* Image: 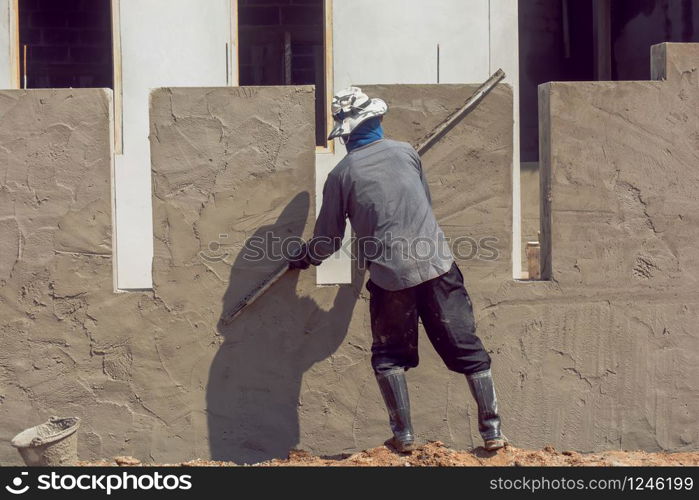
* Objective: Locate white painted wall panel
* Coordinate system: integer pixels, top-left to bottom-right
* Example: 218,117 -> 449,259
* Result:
333,0 -> 490,89
315,151 -> 352,285
489,0 -> 521,278
0,0 -> 12,89
115,0 -> 232,289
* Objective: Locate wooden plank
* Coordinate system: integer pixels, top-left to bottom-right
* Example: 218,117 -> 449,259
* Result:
526,241 -> 541,280
111,0 -> 123,154
22,43 -> 26,89
414,69 -> 506,156
283,31 -> 291,85
230,0 -> 239,86
593,0 -> 612,80
316,0 -> 334,152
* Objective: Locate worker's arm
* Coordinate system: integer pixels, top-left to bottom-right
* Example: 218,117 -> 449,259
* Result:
289,173 -> 347,269
412,148 -> 432,205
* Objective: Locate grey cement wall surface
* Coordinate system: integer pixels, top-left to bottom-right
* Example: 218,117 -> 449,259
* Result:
1,44 -> 697,463
147,84 -> 515,463
148,85 -> 357,462
0,88 -> 147,464
528,42 -> 698,451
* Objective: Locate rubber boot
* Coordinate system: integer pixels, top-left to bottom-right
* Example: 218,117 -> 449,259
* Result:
466,368 -> 506,451
376,368 -> 415,453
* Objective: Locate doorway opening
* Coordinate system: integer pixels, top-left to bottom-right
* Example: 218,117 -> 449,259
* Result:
237,0 -> 329,147
18,0 -> 113,89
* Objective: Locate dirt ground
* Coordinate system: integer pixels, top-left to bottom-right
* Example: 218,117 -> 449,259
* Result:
81,442 -> 699,467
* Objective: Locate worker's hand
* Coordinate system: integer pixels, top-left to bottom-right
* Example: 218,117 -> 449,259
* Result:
288,258 -> 311,271
287,244 -> 312,270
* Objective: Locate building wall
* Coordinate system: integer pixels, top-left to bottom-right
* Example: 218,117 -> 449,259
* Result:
0,83 -> 514,464
0,1 -> 520,287
1,43 -> 698,464
0,88 -> 127,463
530,43 -> 699,450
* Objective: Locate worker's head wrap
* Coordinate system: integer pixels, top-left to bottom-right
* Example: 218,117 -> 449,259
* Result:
345,116 -> 384,152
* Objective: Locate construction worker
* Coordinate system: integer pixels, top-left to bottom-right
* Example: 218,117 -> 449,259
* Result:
288,87 -> 505,452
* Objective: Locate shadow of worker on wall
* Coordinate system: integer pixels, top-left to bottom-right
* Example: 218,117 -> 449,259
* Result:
207,191 -> 363,463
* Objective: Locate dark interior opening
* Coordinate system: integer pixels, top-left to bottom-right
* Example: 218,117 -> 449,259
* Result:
519,0 -> 699,279
519,0 -> 699,163
18,0 -> 113,89
518,0 -> 595,164
611,0 -> 697,80
238,0 -> 326,146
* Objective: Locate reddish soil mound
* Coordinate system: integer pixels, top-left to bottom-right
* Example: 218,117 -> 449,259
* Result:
259,442 -> 699,467
80,442 -> 699,467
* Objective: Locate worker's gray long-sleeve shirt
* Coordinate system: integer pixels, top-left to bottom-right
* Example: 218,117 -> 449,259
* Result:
309,139 -> 453,291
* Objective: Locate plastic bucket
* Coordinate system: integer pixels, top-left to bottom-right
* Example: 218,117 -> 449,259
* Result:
11,416 -> 80,466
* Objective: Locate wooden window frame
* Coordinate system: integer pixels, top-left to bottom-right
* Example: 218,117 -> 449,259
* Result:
111,0 -> 123,154
318,0 -> 334,153
231,0 -> 334,153
10,0 -> 123,153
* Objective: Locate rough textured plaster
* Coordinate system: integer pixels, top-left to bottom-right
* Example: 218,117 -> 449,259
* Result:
525,42 -> 699,450
148,86 -> 360,462
145,84 -> 513,463
0,89 -> 154,464
2,44 -> 697,463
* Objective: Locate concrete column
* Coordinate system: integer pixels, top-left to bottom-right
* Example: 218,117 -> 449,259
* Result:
489,0 -> 520,279
651,42 -> 699,83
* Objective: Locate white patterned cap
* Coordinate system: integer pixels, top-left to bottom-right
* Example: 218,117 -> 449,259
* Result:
328,86 -> 388,140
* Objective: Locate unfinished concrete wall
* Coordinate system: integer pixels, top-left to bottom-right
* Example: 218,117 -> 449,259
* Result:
0,88 -> 142,463
2,45 -> 696,464
147,84 -> 514,463
516,42 -> 699,451
520,162 -> 540,272
0,88 -> 213,465
148,85 -> 363,462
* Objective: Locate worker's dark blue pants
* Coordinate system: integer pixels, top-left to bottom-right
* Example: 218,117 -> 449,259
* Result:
367,262 -> 491,376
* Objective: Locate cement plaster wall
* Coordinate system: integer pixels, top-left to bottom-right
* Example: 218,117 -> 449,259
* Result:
1,43 -> 697,463
147,84 -> 514,463
3,84 -> 507,465
522,41 -> 699,450
0,88 -> 144,464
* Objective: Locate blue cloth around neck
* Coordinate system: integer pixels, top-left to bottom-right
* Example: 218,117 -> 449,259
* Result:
345,117 -> 384,152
